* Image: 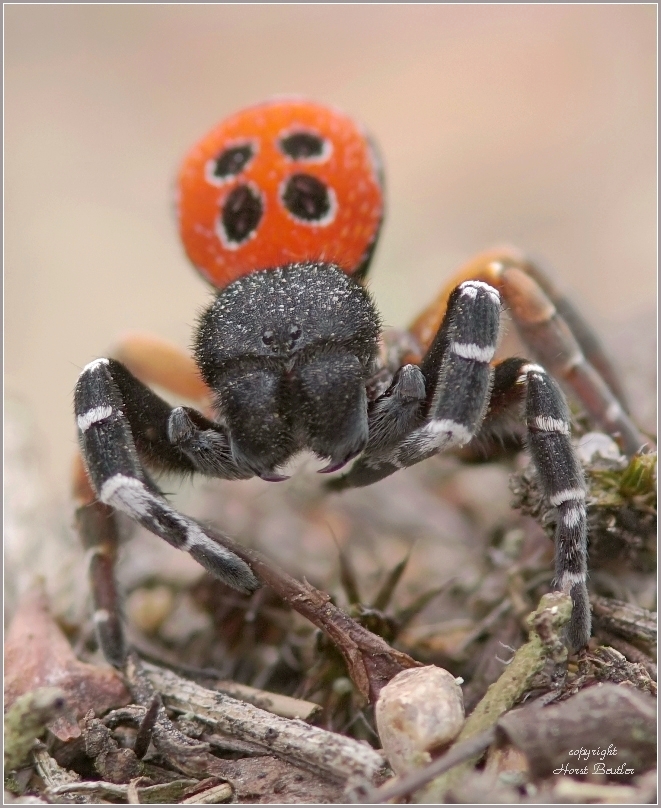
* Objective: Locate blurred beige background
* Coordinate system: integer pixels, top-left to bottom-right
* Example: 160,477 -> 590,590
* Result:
5,5 -> 656,493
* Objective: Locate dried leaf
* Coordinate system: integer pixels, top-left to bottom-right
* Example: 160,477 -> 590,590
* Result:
4,583 -> 130,740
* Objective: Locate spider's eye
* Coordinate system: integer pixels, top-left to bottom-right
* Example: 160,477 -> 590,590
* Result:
221,185 -> 263,245
211,144 -> 254,180
281,174 -> 331,222
262,330 -> 275,346
288,325 -> 302,348
279,132 -> 326,160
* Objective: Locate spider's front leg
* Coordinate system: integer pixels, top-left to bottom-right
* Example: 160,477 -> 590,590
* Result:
408,247 -> 646,456
335,279 -> 501,487
73,353 -> 259,664
337,280 -> 590,650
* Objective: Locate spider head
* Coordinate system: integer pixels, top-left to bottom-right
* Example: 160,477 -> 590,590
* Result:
194,262 -> 381,479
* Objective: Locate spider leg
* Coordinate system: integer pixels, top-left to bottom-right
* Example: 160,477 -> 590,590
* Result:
333,280 -> 500,488
519,259 -> 629,410
75,358 -> 257,582
73,455 -> 126,666
88,336 -> 250,478
335,287 -> 591,648
461,356 -> 529,458
518,361 -> 590,651
407,247 -> 646,456
467,356 -> 590,648
166,405 -> 253,479
74,356 -> 259,664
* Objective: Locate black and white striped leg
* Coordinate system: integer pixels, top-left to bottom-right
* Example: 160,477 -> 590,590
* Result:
465,357 -> 590,647
397,280 -> 501,463
74,358 -> 259,593
462,357 -> 530,458
521,362 -> 590,650
334,280 -> 501,488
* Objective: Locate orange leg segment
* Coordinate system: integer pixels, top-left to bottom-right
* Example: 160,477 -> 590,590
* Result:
111,332 -> 212,406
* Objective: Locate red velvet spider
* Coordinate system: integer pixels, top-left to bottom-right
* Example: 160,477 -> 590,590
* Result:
73,99 -> 645,666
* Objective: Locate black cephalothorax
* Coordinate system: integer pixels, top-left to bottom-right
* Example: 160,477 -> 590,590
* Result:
193,263 -> 381,477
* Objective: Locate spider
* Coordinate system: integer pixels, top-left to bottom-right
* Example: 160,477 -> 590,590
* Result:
73,98 -> 644,667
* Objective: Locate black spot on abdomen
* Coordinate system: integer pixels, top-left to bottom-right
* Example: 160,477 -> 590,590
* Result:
279,132 -> 326,160
221,185 -> 263,245
211,144 -> 254,180
282,174 -> 332,222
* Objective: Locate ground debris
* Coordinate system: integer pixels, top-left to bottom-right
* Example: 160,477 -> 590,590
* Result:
496,683 -> 656,781
4,583 -> 130,742
590,594 -> 656,649
182,757 -> 341,804
409,591 -> 573,802
4,688 -> 67,772
5,379 -> 656,804
584,645 -> 656,694
81,711 -> 141,784
375,665 -> 465,775
143,660 -> 387,785
199,524 -> 423,704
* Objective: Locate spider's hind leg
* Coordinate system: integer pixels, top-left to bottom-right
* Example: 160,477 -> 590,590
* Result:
73,455 -> 126,667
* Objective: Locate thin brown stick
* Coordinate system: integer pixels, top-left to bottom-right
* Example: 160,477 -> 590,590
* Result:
202,523 -> 420,702
599,632 -> 657,681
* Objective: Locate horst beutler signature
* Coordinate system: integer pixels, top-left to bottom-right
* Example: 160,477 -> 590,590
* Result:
554,746 -> 635,776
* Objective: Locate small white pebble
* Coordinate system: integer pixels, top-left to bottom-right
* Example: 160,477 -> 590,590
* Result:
550,606 -> 558,615
375,665 -> 465,776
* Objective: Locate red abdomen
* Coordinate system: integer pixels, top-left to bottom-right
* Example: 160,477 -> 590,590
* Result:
177,99 -> 384,289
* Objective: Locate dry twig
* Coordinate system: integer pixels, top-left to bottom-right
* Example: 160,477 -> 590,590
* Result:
143,660 -> 387,785
202,525 -> 421,702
